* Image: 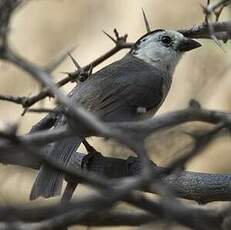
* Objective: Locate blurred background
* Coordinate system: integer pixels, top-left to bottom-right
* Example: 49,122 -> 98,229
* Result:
0,0 -> 230,229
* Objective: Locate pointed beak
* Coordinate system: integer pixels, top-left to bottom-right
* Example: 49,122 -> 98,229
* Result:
177,38 -> 201,52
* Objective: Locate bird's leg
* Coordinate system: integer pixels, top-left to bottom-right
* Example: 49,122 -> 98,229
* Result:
82,139 -> 102,168
62,165 -> 79,202
61,181 -> 78,203
83,139 -> 101,154
61,139 -> 100,203
61,172 -> 79,228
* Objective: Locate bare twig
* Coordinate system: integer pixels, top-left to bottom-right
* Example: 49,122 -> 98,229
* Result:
0,0 -> 21,49
142,8 -> 151,32
206,0 -> 231,14
0,94 -> 28,106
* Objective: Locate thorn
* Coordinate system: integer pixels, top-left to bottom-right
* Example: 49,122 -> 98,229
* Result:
103,30 -> 116,43
68,53 -> 81,70
113,28 -> 120,40
21,108 -> 28,116
87,64 -> 93,77
214,7 -> 223,21
60,71 -> 71,75
142,8 -> 151,32
189,99 -> 201,109
211,34 -> 225,52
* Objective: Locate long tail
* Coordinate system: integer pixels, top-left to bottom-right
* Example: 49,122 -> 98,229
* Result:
30,136 -> 82,200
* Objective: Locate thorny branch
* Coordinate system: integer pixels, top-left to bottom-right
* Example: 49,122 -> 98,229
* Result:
0,21 -> 231,109
0,0 -> 231,229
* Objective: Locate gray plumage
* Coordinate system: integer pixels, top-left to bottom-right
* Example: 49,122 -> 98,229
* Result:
30,54 -> 169,200
30,29 -> 201,199
71,53 -> 170,120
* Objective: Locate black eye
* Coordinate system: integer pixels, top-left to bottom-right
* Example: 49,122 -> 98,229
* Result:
161,36 -> 172,45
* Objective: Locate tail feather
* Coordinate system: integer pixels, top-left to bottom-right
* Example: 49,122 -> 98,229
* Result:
30,136 -> 82,200
30,165 -> 63,199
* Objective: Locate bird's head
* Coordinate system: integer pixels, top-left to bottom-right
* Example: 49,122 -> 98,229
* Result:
131,29 -> 201,74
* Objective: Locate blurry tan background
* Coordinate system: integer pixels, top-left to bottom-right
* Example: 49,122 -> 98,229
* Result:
0,0 -> 230,229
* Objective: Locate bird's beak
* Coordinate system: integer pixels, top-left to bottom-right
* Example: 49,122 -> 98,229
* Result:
177,38 -> 201,52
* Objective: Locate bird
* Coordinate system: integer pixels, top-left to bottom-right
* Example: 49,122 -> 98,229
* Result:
29,29 -> 201,200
